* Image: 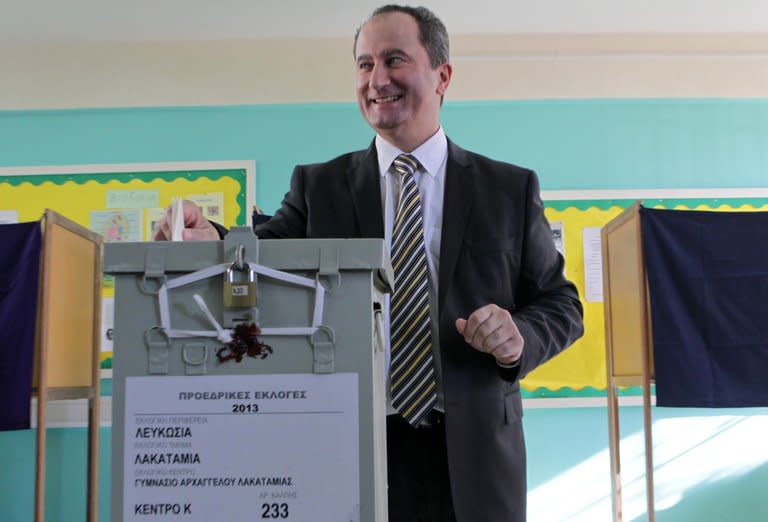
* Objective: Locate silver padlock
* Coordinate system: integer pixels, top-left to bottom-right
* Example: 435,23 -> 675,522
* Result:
223,263 -> 256,308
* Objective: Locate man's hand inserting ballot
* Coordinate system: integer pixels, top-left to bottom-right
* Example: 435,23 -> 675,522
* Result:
152,199 -> 219,241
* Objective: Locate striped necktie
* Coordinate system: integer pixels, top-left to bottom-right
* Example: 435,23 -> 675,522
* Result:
389,153 -> 437,426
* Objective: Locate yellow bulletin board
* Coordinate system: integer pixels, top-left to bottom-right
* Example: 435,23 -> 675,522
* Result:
521,192 -> 768,397
0,161 -> 255,370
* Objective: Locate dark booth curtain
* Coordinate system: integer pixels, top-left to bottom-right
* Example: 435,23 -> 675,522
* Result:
0,221 -> 41,430
641,207 -> 768,407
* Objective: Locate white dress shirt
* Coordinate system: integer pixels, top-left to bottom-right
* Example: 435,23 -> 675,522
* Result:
376,127 -> 448,414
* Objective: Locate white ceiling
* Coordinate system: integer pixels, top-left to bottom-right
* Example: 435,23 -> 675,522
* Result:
2,0 -> 768,44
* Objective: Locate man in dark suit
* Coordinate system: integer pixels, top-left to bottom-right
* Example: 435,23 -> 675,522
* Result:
155,5 -> 583,521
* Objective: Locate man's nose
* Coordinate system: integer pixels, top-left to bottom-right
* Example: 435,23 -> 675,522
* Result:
369,63 -> 390,89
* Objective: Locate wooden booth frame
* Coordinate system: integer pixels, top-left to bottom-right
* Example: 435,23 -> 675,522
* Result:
601,201 -> 656,522
32,209 -> 103,522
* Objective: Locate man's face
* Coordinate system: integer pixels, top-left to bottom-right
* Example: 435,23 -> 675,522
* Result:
354,12 -> 451,151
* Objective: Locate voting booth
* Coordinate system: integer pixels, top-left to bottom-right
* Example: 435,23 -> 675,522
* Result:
0,210 -> 103,522
602,202 -> 768,521
105,229 -> 391,522
601,202 -> 655,522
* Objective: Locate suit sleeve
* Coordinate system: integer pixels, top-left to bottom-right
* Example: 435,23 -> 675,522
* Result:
502,171 -> 584,381
209,166 -> 309,240
253,166 -> 310,239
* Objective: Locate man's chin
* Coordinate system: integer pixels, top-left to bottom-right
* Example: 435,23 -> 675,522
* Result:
364,113 -> 401,132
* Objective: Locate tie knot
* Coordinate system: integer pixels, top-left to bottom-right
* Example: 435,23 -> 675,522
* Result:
393,154 -> 418,177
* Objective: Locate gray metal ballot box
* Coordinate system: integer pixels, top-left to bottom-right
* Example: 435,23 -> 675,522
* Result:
105,230 -> 391,522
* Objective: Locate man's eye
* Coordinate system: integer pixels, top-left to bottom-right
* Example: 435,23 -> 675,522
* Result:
386,56 -> 404,66
358,62 -> 373,71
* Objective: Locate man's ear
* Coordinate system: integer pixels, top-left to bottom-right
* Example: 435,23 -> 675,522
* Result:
436,62 -> 453,96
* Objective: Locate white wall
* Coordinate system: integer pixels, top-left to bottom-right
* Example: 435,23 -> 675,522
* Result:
1,33 -> 768,110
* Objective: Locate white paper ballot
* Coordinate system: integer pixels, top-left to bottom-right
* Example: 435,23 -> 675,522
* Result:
170,197 -> 184,242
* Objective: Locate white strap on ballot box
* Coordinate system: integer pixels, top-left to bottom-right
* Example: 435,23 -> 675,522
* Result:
157,261 -> 326,342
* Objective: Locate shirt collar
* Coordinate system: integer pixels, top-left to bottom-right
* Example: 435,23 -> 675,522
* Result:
375,127 -> 447,178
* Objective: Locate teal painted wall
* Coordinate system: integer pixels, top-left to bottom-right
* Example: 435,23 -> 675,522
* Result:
2,100 -> 768,214
0,428 -> 112,522
1,409 -> 766,521
1,99 -> 767,521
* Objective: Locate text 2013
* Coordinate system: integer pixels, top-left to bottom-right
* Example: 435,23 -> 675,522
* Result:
231,403 -> 259,413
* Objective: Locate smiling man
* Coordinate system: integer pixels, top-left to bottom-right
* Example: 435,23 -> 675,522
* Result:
354,9 -> 450,153
154,5 -> 583,521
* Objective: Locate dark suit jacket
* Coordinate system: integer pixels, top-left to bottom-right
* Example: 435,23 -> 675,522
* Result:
250,139 -> 584,522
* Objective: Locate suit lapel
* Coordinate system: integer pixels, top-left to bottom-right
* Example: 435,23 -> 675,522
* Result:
439,140 -> 473,310
344,138 -> 470,307
345,142 -> 384,238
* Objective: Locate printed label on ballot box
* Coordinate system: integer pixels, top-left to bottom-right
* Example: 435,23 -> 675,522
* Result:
123,373 -> 360,521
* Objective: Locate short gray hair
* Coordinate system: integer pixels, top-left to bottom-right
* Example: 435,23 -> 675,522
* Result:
353,4 -> 450,69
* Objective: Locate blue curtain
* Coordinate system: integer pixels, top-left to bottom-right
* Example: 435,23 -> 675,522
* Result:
641,207 -> 768,407
0,221 -> 41,430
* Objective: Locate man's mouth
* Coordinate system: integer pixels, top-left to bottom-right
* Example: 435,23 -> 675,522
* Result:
370,95 -> 402,104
